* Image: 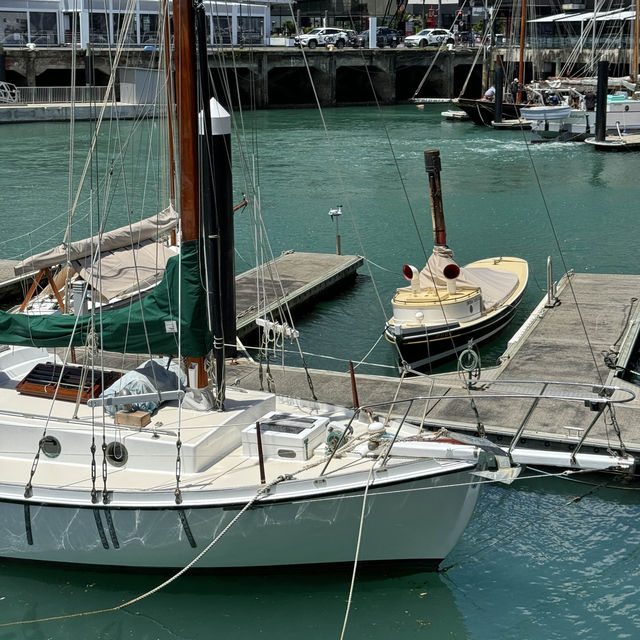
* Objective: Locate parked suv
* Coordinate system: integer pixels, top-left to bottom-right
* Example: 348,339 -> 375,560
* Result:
404,28 -> 455,48
353,27 -> 403,48
294,27 -> 349,49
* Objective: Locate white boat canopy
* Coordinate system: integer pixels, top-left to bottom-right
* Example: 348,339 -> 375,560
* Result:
555,9 -> 622,22
528,13 -> 570,23
418,246 -> 519,311
14,206 -> 178,276
595,9 -> 636,21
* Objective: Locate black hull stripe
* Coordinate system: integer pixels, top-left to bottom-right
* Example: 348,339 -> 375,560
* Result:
0,553 -> 444,575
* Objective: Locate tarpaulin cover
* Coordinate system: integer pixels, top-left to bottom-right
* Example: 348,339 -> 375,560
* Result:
418,246 -> 519,311
0,242 -> 211,357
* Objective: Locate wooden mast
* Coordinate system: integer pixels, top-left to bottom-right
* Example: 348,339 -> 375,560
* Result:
634,0 -> 639,83
518,0 -> 527,92
161,0 -> 176,207
174,0 -> 208,388
174,0 -> 199,244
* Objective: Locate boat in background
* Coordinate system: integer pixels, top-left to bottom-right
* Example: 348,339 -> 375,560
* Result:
385,150 -> 528,371
453,96 -> 521,126
11,208 -> 178,315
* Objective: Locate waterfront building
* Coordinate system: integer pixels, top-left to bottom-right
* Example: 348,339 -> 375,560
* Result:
0,0 -> 283,48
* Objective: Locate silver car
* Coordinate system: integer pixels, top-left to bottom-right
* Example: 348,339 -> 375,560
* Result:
404,28 -> 455,48
294,27 -> 349,49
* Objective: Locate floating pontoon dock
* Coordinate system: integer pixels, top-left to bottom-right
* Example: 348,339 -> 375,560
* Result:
232,270 -> 640,471
0,252 -> 363,329
235,251 -> 362,338
585,134 -> 640,151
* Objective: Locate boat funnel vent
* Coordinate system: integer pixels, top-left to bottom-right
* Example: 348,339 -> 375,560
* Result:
443,263 -> 460,280
72,281 -> 88,316
403,265 -> 420,292
443,263 -> 460,294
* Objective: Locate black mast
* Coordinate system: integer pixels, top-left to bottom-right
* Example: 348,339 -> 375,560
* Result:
195,4 -> 235,410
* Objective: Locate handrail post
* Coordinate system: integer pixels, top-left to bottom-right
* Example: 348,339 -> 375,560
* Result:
256,421 -> 266,485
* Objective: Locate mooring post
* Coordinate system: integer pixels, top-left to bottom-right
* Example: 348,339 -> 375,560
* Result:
595,60 -> 608,142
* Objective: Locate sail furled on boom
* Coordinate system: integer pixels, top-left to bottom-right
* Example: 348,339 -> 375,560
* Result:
0,242 -> 211,357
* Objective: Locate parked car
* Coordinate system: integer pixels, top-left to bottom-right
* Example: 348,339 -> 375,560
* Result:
352,27 -> 403,48
404,28 -> 455,48
294,27 -> 350,49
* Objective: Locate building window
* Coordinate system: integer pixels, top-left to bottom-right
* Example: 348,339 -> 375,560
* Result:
238,16 -> 264,45
140,14 -> 158,44
0,11 -> 28,46
113,12 -> 137,44
30,12 -> 58,45
90,12 -> 110,44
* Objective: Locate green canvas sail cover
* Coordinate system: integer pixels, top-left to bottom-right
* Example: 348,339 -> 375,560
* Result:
0,242 -> 212,357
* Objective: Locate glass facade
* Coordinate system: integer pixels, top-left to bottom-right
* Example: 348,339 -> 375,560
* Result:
1,1 -> 270,48
89,12 -> 110,44
113,12 -> 137,44
238,15 -> 264,44
29,12 -> 58,45
140,13 -> 158,44
0,11 -> 28,45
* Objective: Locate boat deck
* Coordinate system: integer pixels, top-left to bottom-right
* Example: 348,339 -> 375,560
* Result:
231,272 -> 640,460
0,380 -> 377,495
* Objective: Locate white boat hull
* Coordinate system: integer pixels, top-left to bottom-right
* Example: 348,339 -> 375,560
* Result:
0,461 -> 481,569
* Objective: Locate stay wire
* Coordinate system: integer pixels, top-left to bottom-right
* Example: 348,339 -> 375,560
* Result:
518,125 -> 604,385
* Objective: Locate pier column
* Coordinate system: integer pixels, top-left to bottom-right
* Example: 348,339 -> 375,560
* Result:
315,55 -> 336,106
258,53 -> 268,108
377,56 -> 396,104
443,53 -> 454,97
26,50 -> 36,87
555,56 -> 563,77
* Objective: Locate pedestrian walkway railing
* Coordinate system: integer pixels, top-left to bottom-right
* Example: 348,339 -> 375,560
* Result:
7,86 -> 108,105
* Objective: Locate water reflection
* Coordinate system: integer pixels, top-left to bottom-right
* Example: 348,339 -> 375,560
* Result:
0,560 -> 469,639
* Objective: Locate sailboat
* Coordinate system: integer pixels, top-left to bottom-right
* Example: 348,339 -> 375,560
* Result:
385,150 -> 528,371
0,0 -> 505,571
11,208 -> 179,315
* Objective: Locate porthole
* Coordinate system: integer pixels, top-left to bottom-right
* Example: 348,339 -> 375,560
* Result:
277,449 -> 296,459
106,441 -> 128,467
41,436 -> 61,458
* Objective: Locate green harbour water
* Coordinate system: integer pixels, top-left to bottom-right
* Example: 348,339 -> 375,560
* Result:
1,104 -> 640,638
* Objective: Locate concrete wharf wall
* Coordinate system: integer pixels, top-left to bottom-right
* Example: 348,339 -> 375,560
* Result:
4,46 -> 633,109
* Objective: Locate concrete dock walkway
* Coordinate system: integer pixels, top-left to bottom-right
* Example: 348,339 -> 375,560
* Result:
231,271 -> 640,461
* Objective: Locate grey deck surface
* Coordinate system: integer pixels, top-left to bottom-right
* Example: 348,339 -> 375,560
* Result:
232,272 -> 640,455
235,251 -> 362,337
